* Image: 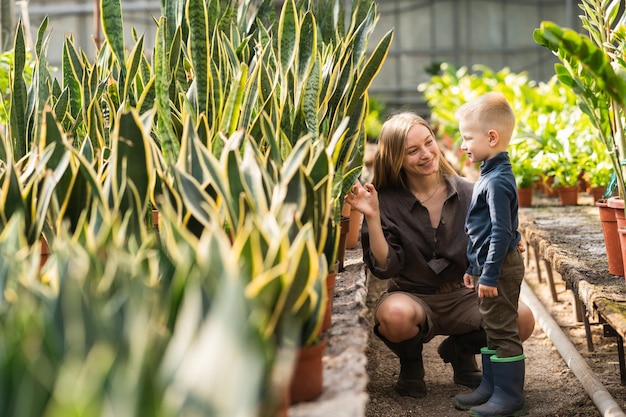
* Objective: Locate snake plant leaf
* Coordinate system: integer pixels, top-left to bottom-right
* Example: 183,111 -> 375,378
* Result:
326,51 -> 353,123
348,2 -> 375,66
278,0 -> 298,75
86,98 -> 106,153
138,49 -> 152,90
100,0 -> 126,79
302,54 -> 321,138
177,109 -> 208,182
346,29 -> 392,117
259,112 -> 282,163
224,140 -> 246,227
123,36 -> 145,102
137,76 -> 156,115
315,0 -> 341,44
207,59 -> 223,137
154,16 -> 181,165
220,63 -> 248,136
188,134 -> 236,228
111,109 -> 153,216
62,38 -> 83,121
50,144 -> 104,232
206,0 -> 221,36
220,31 -> 241,71
295,12 -> 316,107
9,22 -> 27,160
239,63 -> 260,130
187,0 -> 209,116
31,19 -> 53,140
283,224 -> 322,333
0,159 -> 27,229
40,110 -> 74,205
299,273 -> 325,346
34,16 -> 49,57
280,135 -> 312,185
240,143 -> 271,216
240,225 -> 287,337
170,166 -> 217,229
33,151 -> 71,243
162,0 -> 185,38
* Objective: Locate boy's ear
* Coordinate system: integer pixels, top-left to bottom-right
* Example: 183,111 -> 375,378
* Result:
488,129 -> 499,147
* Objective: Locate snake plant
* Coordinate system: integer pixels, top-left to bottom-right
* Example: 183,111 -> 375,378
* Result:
0,1 -> 391,415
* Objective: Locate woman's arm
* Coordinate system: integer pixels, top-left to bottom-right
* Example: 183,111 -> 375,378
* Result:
344,182 -> 389,267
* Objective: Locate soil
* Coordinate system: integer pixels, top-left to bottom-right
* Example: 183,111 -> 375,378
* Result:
364,254 -> 626,416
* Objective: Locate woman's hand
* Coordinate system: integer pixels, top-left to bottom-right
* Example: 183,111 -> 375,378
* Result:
344,182 -> 379,219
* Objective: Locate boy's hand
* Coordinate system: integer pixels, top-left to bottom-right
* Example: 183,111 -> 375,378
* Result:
463,273 -> 474,289
478,283 -> 498,298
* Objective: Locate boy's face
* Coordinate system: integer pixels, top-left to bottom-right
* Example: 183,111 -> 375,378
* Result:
459,118 -> 497,163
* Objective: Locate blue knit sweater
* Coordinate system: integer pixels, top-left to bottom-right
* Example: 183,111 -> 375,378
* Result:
465,152 -> 521,287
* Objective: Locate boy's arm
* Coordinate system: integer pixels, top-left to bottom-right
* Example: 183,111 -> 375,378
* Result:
479,179 -> 517,287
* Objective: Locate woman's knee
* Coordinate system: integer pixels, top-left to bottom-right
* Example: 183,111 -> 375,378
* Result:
375,294 -> 425,340
518,300 -> 535,341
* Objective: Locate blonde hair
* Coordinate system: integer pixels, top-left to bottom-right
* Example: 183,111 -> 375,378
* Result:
372,112 -> 457,189
455,92 -> 515,144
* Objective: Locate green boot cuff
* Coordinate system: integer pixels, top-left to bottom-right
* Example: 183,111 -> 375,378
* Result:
480,347 -> 497,355
491,353 -> 525,363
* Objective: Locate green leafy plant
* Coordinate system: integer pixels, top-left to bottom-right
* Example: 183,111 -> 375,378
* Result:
534,0 -> 626,200
419,63 -> 599,191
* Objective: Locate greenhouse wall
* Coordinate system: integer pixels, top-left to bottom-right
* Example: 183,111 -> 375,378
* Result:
14,0 -> 581,115
369,0 -> 581,114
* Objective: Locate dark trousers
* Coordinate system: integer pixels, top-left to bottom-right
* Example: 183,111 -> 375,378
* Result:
474,248 -> 525,358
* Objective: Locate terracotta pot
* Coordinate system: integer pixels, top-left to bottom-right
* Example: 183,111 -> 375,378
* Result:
321,268 -> 337,332
617,227 -> 626,283
346,207 -> 363,249
289,338 -> 327,404
152,209 -> 160,232
517,187 -> 533,207
557,185 -> 578,206
337,216 -> 350,272
590,186 -> 607,202
597,200 -> 624,276
39,236 -> 50,269
608,197 -> 626,229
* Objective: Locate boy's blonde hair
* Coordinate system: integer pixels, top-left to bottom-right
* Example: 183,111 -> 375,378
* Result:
455,92 -> 515,144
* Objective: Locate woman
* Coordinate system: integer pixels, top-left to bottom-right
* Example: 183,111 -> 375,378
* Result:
344,112 -> 534,398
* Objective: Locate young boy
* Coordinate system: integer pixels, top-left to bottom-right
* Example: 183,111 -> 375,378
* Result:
453,92 -> 527,417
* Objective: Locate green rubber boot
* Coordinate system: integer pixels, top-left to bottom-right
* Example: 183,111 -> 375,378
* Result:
469,354 -> 527,417
453,347 -> 496,410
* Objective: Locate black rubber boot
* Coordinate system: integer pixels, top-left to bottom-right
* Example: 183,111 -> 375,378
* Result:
438,332 -> 484,388
469,354 -> 527,417
453,347 -> 496,410
374,324 -> 426,397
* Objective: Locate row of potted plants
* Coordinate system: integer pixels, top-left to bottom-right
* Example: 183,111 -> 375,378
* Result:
0,0 -> 391,415
533,0 -> 626,278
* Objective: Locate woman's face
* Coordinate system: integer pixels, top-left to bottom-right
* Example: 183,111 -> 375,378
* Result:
401,124 -> 440,177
